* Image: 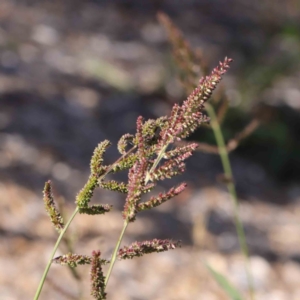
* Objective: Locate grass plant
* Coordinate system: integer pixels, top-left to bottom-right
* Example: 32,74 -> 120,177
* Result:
34,14 -> 259,300
158,12 -> 258,300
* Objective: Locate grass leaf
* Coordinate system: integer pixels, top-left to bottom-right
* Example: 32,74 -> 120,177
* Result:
206,263 -> 245,300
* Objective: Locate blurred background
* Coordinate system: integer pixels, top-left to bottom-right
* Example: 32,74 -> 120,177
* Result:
0,0 -> 300,299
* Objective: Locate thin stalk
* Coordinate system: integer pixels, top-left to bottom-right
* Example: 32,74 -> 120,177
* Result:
34,207 -> 79,300
205,103 -> 255,300
145,144 -> 168,183
104,220 -> 128,286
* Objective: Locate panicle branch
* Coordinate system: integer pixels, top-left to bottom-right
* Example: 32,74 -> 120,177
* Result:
99,180 -> 128,193
110,152 -> 138,173
53,252 -> 110,268
137,183 -> 187,211
117,133 -> 134,155
76,141 -> 112,214
90,251 -> 107,300
122,158 -> 148,222
43,181 -> 64,232
155,57 -> 232,151
118,239 -> 181,260
90,140 -> 111,176
158,12 -> 201,90
53,253 -> 93,267
79,204 -> 112,215
163,142 -> 198,159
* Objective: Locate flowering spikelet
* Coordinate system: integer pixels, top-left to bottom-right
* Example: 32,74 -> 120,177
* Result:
90,140 -> 111,176
76,176 -> 98,208
79,204 -> 112,215
141,117 -> 167,146
150,161 -> 186,181
53,253 -> 92,267
117,133 -> 134,154
118,239 -> 181,260
164,142 -> 198,159
76,141 -> 112,211
149,146 -> 196,182
158,12 -> 201,91
154,57 -> 232,153
122,158 -> 148,222
111,152 -> 138,173
136,116 -> 146,158
53,252 -> 110,268
187,57 -> 232,106
90,251 -> 106,300
142,182 -> 155,193
99,180 -> 128,193
137,183 -> 187,211
43,181 -> 64,232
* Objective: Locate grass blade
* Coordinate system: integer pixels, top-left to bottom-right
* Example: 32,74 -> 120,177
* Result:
206,263 -> 245,300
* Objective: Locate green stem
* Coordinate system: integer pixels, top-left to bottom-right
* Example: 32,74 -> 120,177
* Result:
105,220 -> 129,286
205,103 -> 254,300
33,207 -> 79,300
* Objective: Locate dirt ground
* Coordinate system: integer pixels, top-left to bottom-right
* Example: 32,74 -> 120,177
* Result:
1,1 -> 300,299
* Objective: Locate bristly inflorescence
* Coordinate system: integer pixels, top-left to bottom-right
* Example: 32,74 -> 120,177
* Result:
118,239 -> 181,260
122,158 -> 148,222
118,239 -> 181,259
137,183 -> 187,211
90,251 -> 107,300
157,57 -> 232,147
53,252 -> 109,268
117,133 -> 134,155
75,140 -> 112,215
158,12 -> 202,90
47,54 -> 232,300
53,252 -> 92,267
90,140 -> 111,176
43,181 -> 64,232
